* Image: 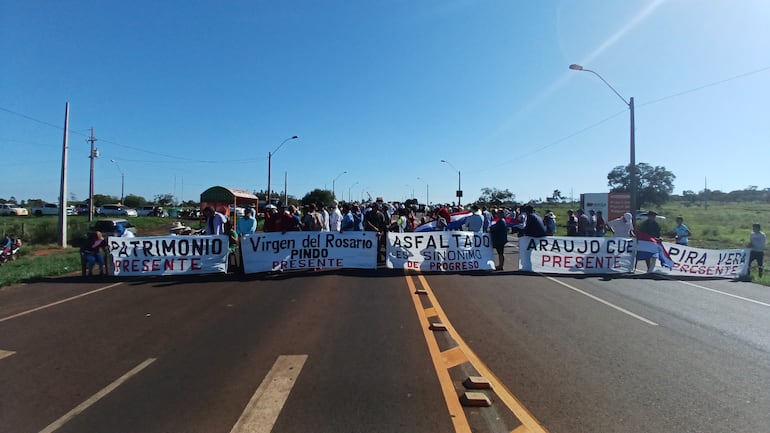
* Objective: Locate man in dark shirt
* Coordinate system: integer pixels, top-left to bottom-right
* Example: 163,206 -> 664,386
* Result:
523,205 -> 547,238
638,211 -> 661,238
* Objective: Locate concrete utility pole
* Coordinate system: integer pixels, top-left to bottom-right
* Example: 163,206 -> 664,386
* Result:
59,102 -> 70,248
88,128 -> 98,222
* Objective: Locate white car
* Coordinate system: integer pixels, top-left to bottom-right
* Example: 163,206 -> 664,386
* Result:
97,204 -> 138,217
0,204 -> 29,216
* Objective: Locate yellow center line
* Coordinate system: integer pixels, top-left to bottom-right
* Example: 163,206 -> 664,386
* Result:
413,274 -> 550,433
404,274 -> 472,433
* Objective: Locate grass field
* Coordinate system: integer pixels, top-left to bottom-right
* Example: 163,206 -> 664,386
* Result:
1,200 -> 767,287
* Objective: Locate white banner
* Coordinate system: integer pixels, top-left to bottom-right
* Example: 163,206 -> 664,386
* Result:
108,235 -> 229,276
659,242 -> 749,278
387,232 -> 495,272
241,231 -> 377,273
519,236 -> 636,274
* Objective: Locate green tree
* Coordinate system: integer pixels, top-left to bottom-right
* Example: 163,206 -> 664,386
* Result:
122,194 -> 147,208
607,163 -> 675,208
154,194 -> 175,207
477,188 -> 515,207
91,194 -> 119,207
301,189 -> 334,207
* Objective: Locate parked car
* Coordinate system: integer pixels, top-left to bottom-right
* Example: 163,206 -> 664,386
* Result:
31,203 -> 76,216
91,218 -> 137,238
0,204 -> 29,216
636,211 -> 666,220
97,204 -> 138,217
75,204 -> 91,215
137,206 -> 168,217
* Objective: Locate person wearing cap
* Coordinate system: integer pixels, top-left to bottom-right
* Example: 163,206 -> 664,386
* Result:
543,210 -> 556,236
116,223 -> 135,238
237,207 -> 257,237
607,212 -> 634,238
169,221 -> 190,235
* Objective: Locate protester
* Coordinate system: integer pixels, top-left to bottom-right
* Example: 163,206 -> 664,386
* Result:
115,223 -> 135,238
262,205 -> 280,232
637,211 -> 662,272
340,203 -> 355,231
748,223 -> 766,278
522,205 -> 547,237
595,211 -> 606,237
364,202 -> 389,264
317,202 -> 330,232
281,205 -> 302,232
490,209 -> 509,271
81,231 -> 107,276
607,212 -> 634,238
543,211 -> 556,236
673,216 -> 691,245
237,207 -> 257,237
328,200 -> 343,232
566,210 -> 578,236
203,206 -> 227,235
638,211 -> 661,238
576,209 -> 594,237
463,205 -> 484,233
482,206 -> 493,233
169,221 -> 191,235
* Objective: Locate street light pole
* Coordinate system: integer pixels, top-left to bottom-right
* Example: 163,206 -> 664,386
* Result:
332,171 -> 347,200
569,64 -> 637,215
110,159 -> 124,203
440,159 -> 461,207
348,181 -> 359,202
267,135 -> 298,205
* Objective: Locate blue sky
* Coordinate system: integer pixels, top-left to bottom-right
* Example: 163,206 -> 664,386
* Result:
2,0 -> 769,206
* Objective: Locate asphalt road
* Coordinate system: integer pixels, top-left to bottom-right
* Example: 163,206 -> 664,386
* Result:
1,245 -> 769,433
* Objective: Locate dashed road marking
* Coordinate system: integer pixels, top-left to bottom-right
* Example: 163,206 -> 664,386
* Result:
1,283 -> 123,323
0,349 -> 16,360
39,358 -> 156,433
229,354 -> 307,433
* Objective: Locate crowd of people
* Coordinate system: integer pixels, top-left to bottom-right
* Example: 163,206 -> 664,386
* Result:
70,199 -> 765,279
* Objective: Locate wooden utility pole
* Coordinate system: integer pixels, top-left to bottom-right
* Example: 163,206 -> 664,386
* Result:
59,102 -> 70,248
88,128 -> 98,222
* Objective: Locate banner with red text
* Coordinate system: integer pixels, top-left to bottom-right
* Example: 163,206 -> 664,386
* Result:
519,236 -> 636,274
241,231 -> 377,273
387,232 -> 495,271
108,235 -> 229,276
658,242 -> 749,278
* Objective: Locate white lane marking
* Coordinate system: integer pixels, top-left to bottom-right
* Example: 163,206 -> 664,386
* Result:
38,358 -> 156,433
674,280 -> 770,308
545,276 -> 659,326
0,283 -> 122,323
0,349 -> 16,360
230,355 -> 308,433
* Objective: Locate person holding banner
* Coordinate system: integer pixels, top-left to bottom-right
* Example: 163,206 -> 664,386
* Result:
490,209 -> 509,271
203,206 -> 227,235
607,212 -> 634,238
673,216 -> 691,246
748,223 -> 765,278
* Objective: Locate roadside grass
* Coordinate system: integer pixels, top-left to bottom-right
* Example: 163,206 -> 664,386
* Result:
0,247 -> 82,287
1,201 -> 768,287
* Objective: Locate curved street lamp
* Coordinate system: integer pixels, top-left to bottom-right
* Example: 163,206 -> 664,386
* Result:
440,159 -> 461,206
348,181 -> 359,202
569,64 -> 636,215
332,171 -> 347,200
110,159 -> 125,203
267,135 -> 298,205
